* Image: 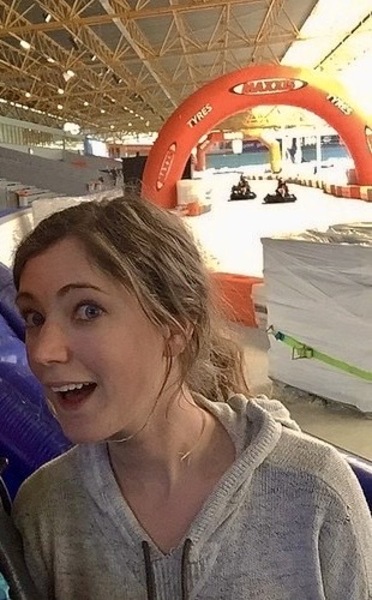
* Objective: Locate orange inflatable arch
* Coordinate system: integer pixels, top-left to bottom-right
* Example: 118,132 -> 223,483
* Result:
142,64 -> 372,208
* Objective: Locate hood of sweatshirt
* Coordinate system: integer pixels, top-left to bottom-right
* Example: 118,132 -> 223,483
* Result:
244,394 -> 300,432
81,395 -> 301,599
196,393 -> 300,456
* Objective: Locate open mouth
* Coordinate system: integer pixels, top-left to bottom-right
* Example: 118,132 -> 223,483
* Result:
51,382 -> 97,408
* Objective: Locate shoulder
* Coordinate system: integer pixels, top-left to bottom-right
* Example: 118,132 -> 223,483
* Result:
274,434 -> 372,595
228,393 -> 367,509
13,445 -> 83,520
269,426 -> 367,511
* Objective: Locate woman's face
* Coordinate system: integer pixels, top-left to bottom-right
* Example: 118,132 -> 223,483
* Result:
16,238 -> 170,443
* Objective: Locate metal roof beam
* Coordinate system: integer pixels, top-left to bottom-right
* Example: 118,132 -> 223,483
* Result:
251,0 -> 286,63
123,31 -> 294,61
0,0 -> 154,128
35,0 -> 170,118
188,31 -> 294,57
0,99 -> 69,128
0,39 -> 145,121
222,5 -> 231,74
0,0 -> 263,36
168,0 -> 200,90
98,0 -> 178,106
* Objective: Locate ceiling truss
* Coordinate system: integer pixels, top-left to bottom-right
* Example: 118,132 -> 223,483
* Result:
0,0 -> 367,139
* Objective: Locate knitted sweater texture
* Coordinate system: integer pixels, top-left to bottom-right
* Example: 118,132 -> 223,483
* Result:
13,395 -> 372,599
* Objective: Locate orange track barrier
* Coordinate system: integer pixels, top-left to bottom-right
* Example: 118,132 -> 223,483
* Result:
211,273 -> 263,328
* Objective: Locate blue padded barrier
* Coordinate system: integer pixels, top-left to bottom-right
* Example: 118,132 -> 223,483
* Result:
0,262 -> 25,341
342,453 -> 372,512
0,261 -> 69,495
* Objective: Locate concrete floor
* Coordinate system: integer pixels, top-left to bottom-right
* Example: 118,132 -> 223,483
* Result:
187,173 -> 372,462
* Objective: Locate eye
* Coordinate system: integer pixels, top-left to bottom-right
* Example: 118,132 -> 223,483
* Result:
75,303 -> 103,321
21,310 -> 44,328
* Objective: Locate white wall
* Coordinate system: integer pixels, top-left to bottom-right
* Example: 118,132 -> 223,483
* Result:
0,143 -> 64,160
31,147 -> 64,160
0,210 -> 33,267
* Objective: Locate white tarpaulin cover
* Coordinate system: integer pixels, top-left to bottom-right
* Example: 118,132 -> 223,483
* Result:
262,223 -> 372,413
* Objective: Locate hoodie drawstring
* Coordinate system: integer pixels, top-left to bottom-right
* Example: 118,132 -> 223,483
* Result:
180,538 -> 192,600
142,541 -> 156,600
142,538 -> 193,600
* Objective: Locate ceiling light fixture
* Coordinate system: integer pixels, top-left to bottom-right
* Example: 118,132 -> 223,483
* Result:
63,69 -> 76,82
63,122 -> 80,135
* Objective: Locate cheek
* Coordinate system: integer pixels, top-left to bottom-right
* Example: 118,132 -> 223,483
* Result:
113,337 -> 167,385
71,320 -> 167,383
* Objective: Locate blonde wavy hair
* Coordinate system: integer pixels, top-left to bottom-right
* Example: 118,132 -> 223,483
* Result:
13,195 -> 249,402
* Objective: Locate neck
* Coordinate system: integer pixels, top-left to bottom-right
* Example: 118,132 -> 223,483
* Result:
107,389 -> 226,490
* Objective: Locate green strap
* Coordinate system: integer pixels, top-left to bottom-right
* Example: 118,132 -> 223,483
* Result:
268,327 -> 372,382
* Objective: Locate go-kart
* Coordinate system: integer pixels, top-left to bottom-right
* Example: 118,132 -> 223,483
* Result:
229,187 -> 257,201
263,192 -> 297,204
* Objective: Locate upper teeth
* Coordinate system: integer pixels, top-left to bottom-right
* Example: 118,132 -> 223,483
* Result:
51,383 -> 92,393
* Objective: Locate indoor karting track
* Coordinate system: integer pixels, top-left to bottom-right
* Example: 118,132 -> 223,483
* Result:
186,175 -> 372,277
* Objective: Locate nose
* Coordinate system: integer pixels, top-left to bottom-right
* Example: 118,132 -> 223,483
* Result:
27,321 -> 71,366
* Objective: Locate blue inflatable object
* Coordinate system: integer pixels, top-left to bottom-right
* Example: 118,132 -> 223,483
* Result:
0,262 -> 25,341
343,454 -> 372,512
0,262 -> 71,497
0,447 -> 30,502
0,319 -> 71,496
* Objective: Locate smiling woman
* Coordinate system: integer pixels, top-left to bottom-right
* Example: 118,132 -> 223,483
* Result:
15,236 -> 176,444
10,195 -> 372,600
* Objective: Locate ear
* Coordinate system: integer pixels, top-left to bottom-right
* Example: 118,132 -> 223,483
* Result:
163,322 -> 194,358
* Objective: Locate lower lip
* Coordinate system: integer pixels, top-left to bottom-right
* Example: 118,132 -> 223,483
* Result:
57,386 -> 96,412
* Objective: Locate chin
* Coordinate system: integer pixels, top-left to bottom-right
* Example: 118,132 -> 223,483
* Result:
61,426 -> 110,445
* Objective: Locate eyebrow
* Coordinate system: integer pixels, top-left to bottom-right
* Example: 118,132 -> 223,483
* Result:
15,283 -> 107,305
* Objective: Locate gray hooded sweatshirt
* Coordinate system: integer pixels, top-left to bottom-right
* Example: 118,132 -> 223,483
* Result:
13,395 -> 372,599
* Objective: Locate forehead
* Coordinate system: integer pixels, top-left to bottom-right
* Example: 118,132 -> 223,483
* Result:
19,238 -> 106,290
17,238 -> 153,328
